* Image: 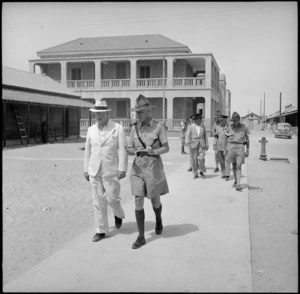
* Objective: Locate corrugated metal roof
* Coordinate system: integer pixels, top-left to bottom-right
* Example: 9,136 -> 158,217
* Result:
37,34 -> 191,55
2,66 -> 80,97
3,88 -> 94,108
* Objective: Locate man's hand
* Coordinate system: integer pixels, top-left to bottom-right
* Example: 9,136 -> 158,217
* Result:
84,172 -> 89,181
245,150 -> 249,158
146,146 -> 155,155
118,171 -> 126,180
213,144 -> 217,151
205,146 -> 209,151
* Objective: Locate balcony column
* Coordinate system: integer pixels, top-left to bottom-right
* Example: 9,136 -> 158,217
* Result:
204,94 -> 212,136
166,57 -> 174,88
29,62 -> 35,73
61,61 -> 67,86
130,97 -> 137,119
205,56 -> 212,89
165,96 -> 173,130
95,61 -> 101,88
130,59 -> 137,88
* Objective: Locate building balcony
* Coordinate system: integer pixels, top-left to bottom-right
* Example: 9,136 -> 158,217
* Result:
66,77 -> 205,90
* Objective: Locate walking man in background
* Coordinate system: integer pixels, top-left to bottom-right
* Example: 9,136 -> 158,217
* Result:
84,100 -> 128,242
224,111 -> 250,191
185,113 -> 209,179
212,111 -> 222,173
127,94 -> 170,249
180,118 -> 188,154
213,114 -> 230,179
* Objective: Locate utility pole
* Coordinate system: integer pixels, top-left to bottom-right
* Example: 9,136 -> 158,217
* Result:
162,54 -> 165,127
260,99 -> 262,117
263,92 -> 266,128
279,92 -> 282,123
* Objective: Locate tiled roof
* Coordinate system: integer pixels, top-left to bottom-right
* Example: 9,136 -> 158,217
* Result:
2,66 -> 79,97
37,34 -> 191,55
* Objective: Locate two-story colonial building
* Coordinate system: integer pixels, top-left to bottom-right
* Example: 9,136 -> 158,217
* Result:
29,34 -> 230,136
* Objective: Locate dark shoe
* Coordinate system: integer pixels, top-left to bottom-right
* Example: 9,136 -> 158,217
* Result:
181,151 -> 187,154
115,215 -> 122,229
193,175 -> 198,179
132,236 -> 146,249
155,222 -> 163,235
188,167 -> 192,172
232,182 -> 237,188
225,176 -> 230,181
236,185 -> 242,191
199,172 -> 205,178
92,233 -> 105,242
221,175 -> 226,179
214,167 -> 219,173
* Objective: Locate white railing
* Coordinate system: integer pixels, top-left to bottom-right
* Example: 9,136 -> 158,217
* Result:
172,119 -> 182,130
101,79 -> 130,88
137,79 -> 166,87
67,80 -> 95,88
80,119 -> 96,131
173,77 -> 205,87
80,119 -> 131,132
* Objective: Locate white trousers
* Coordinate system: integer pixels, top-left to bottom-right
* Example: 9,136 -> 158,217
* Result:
89,168 -> 125,234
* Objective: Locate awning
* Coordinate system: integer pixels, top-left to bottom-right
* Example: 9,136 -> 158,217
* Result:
2,88 -> 94,108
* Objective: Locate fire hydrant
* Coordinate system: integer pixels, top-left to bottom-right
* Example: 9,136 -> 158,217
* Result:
259,136 -> 268,161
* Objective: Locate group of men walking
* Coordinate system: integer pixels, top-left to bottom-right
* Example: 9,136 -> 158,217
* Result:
83,94 -> 250,249
180,110 -> 250,190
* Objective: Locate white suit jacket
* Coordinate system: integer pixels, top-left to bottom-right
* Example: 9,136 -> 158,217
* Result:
84,120 -> 128,177
185,123 -> 209,149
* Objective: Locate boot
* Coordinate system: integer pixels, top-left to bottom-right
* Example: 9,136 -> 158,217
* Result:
153,205 -> 163,235
181,146 -> 187,154
132,209 -> 146,249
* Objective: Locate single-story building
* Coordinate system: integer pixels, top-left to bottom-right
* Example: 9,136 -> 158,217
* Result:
241,112 -> 262,130
2,66 -> 94,147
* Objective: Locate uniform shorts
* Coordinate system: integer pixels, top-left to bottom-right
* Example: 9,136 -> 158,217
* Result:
227,144 -> 245,165
130,155 -> 169,199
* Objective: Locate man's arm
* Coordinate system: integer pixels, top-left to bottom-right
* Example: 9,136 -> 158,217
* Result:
118,124 -> 128,178
83,128 -> 91,181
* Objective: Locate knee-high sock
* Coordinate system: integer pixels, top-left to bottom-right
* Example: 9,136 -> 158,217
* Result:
236,170 -> 241,185
153,204 -> 162,224
135,209 -> 145,238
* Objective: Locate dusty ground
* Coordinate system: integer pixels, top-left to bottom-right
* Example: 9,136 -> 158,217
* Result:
2,130 -> 298,291
247,129 -> 298,292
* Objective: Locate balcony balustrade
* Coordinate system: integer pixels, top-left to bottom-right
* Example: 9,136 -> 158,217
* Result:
66,77 -> 206,89
67,80 -> 95,88
136,78 -> 166,88
101,79 -> 130,88
173,77 -> 205,87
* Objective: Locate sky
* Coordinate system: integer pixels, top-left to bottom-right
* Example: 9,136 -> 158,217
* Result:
2,2 -> 298,116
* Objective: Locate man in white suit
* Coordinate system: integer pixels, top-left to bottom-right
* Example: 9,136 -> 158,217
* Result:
84,100 -> 128,242
185,113 -> 209,179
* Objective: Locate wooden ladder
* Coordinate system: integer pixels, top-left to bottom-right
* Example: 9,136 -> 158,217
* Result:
13,106 -> 28,145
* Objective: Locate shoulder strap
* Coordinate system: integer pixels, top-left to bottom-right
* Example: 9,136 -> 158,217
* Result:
134,124 -> 146,149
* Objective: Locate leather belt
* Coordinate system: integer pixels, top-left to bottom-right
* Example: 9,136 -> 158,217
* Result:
136,151 -> 158,157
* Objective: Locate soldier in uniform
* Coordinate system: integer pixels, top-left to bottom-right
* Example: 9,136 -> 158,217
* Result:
224,112 -> 250,191
127,95 -> 170,249
213,114 -> 230,179
185,113 -> 209,179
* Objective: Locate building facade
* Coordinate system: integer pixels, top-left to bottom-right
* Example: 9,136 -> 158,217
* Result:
28,34 -> 230,135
